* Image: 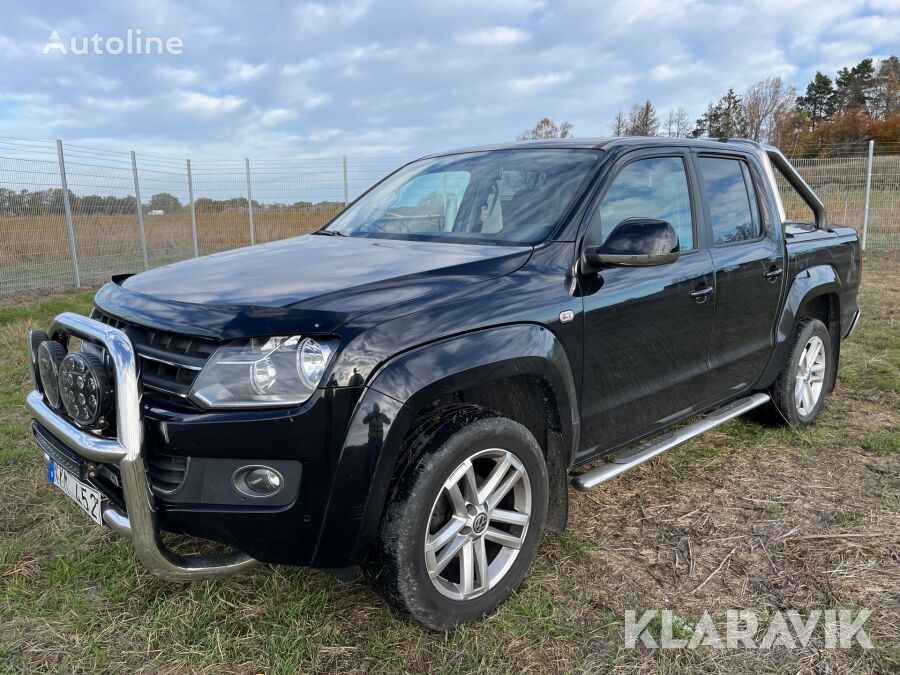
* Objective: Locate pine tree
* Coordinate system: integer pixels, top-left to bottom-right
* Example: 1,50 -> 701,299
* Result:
692,89 -> 747,138
796,72 -> 836,127
834,58 -> 876,113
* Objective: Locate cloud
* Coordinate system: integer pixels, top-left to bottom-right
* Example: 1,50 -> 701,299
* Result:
293,0 -> 371,31
507,71 -> 571,94
283,58 -> 323,76
81,95 -> 148,112
229,61 -> 269,82
156,66 -> 202,86
650,57 -> 712,82
1,0 -> 897,159
0,34 -> 25,57
55,71 -> 120,91
259,108 -> 298,127
455,27 -> 531,46
302,93 -> 331,109
175,91 -> 246,115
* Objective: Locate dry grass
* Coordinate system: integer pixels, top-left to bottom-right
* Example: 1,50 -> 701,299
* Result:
0,209 -> 341,294
0,259 -> 897,674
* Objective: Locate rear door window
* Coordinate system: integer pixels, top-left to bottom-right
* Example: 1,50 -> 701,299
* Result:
698,157 -> 761,245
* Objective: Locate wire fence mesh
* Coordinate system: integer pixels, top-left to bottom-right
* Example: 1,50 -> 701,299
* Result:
0,138 -> 896,295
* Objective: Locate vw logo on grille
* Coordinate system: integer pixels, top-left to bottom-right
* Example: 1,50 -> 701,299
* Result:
472,513 -> 488,534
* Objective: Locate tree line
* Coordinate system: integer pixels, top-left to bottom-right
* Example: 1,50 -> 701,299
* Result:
0,187 -> 343,217
518,55 -> 899,156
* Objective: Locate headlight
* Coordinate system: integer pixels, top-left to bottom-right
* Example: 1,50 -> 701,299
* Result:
189,336 -> 336,408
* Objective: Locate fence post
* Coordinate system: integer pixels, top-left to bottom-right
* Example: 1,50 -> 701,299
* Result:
130,151 -> 149,270
186,159 -> 199,257
861,139 -> 874,251
56,140 -> 80,288
245,158 -> 255,245
342,155 -> 349,206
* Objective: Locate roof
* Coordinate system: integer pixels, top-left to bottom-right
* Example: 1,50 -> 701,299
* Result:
423,136 -> 765,158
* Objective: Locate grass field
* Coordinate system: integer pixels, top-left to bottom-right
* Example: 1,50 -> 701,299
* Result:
0,258 -> 897,674
0,209 -> 340,295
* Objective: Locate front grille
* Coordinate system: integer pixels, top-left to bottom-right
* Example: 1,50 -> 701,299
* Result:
147,453 -> 189,494
92,309 -> 218,408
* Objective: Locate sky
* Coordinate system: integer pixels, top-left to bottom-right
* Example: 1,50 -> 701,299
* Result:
0,0 -> 898,161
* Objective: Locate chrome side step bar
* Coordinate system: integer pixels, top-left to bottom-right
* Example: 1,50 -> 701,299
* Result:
572,393 -> 771,491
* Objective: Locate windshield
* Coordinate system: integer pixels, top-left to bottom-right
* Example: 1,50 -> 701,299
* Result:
324,148 -> 602,245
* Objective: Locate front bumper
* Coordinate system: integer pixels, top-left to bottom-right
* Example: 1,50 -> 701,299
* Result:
26,311 -> 258,582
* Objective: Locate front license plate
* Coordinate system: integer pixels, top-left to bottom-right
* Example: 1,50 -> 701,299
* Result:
47,461 -> 105,526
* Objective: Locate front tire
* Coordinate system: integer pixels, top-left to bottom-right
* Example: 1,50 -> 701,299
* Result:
369,410 -> 549,630
767,318 -> 833,427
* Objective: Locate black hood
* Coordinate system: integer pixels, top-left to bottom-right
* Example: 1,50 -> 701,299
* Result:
94,235 -> 531,339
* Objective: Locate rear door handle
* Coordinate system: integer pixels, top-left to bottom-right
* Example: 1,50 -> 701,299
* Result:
689,286 -> 714,302
764,267 -> 783,282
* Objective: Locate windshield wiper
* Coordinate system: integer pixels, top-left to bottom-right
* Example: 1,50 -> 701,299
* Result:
312,229 -> 348,237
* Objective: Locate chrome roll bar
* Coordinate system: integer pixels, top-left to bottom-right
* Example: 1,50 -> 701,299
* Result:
26,312 -> 257,582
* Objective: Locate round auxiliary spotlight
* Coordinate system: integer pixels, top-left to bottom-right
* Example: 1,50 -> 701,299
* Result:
58,352 -> 112,427
37,340 -> 67,408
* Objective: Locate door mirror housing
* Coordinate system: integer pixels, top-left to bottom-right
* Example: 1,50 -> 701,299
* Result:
582,218 -> 680,270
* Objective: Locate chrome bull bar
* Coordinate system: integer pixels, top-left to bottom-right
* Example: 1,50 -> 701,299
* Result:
26,311 -> 257,582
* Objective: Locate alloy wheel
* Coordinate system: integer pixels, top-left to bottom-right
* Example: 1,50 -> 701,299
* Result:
794,335 -> 826,414
423,448 -> 532,601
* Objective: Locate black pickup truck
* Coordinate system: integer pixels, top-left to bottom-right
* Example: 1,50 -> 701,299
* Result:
27,137 -> 861,629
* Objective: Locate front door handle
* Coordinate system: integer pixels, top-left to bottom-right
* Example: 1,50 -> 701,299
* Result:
764,267 -> 783,282
689,285 -> 714,303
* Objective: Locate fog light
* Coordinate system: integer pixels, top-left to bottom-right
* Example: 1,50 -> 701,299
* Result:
232,465 -> 284,498
37,340 -> 67,408
58,352 -> 111,427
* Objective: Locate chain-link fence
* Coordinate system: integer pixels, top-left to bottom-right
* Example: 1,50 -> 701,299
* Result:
0,137 -> 897,295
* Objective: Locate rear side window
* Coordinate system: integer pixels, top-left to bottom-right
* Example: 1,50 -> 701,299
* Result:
698,157 -> 761,245
589,156 -> 695,250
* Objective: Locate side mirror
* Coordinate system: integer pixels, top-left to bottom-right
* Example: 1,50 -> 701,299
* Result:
582,218 -> 680,270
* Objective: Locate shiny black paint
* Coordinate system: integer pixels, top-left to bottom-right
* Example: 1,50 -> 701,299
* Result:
99,235 -> 533,338
700,150 -> 786,396
85,138 -> 861,567
150,387 -> 364,564
578,249 -> 720,455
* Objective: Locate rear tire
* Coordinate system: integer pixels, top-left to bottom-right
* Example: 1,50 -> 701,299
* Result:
765,318 -> 833,427
368,409 -> 549,630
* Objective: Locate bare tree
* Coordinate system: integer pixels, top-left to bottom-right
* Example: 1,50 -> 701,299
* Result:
516,117 -> 574,141
673,107 -> 691,137
663,108 -> 690,137
664,109 -> 678,137
743,77 -> 795,143
627,101 -> 660,136
609,110 -> 627,136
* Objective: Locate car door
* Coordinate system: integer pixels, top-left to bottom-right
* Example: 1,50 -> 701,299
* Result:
577,149 -> 719,457
693,152 -> 785,394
